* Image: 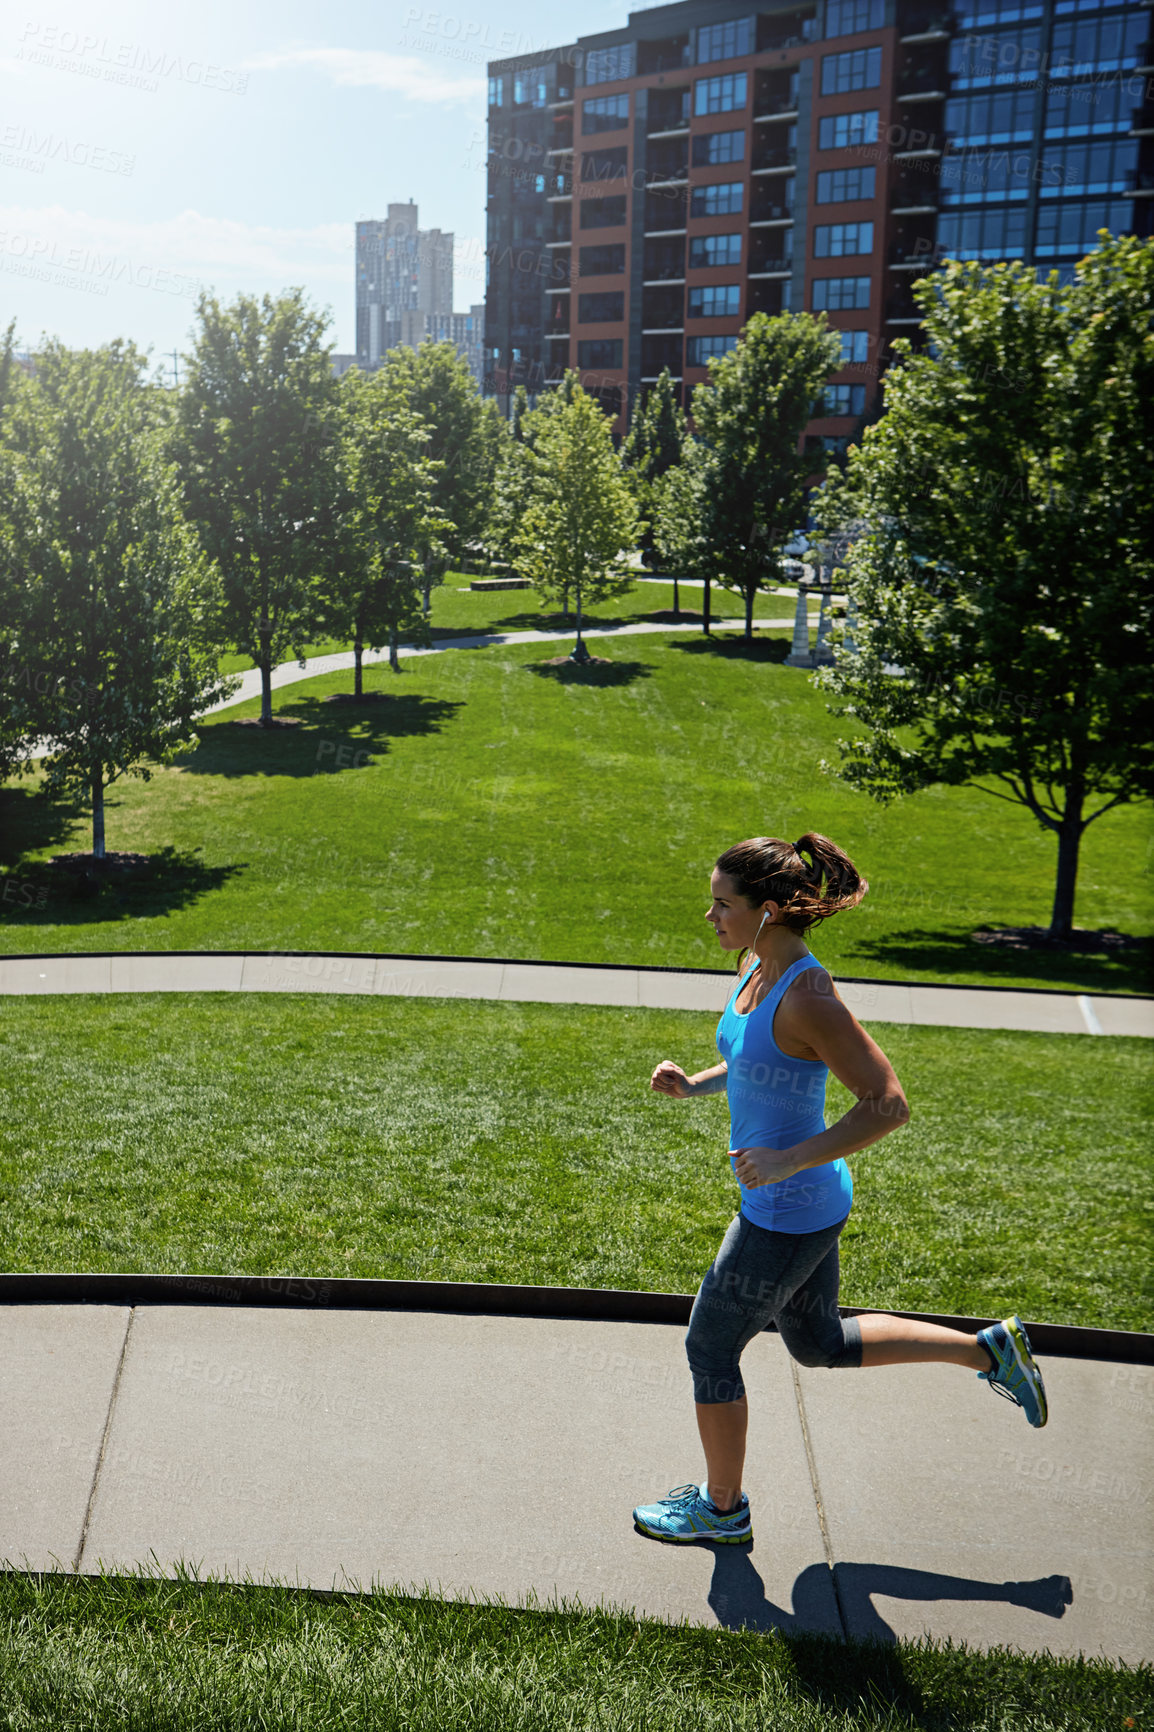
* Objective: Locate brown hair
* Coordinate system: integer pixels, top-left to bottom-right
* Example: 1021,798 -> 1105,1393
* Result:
715,832 -> 868,967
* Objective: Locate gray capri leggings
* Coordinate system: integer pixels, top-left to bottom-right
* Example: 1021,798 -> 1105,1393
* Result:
686,1211 -> 863,1403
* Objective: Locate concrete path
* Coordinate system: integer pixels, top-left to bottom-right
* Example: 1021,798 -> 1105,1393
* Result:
1,951 -> 1149,1037
194,616 -> 802,721
3,1300 -> 1149,1660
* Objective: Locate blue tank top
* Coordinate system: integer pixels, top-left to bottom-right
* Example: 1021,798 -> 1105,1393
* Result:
715,950 -> 853,1233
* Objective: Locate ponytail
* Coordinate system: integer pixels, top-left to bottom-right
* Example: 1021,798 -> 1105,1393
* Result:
715,831 -> 868,964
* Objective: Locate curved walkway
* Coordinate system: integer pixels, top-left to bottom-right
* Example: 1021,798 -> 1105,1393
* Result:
200,616 -> 799,718
1,950 -> 1149,1036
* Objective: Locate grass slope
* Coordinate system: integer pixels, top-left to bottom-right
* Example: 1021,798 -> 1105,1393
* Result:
0,1572 -> 1149,1732
2,627 -> 1151,994
2,993 -> 1149,1330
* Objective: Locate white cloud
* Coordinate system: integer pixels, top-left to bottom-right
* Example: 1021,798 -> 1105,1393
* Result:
245,47 -> 479,105
0,204 -> 352,285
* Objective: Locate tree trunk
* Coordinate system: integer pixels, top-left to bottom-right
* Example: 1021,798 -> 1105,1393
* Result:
422,583 -> 431,618
389,624 -> 400,673
702,574 -> 711,636
354,632 -> 363,700
259,617 -> 273,725
745,584 -> 755,640
1049,798 -> 1084,942
91,767 -> 105,860
672,576 -> 680,617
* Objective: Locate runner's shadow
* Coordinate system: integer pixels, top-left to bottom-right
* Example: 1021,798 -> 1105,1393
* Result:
707,1550 -> 1072,1641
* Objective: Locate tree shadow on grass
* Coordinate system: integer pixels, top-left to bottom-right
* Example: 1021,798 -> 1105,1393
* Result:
524,657 -> 653,688
853,925 -> 1154,997
0,839 -> 243,931
175,691 -> 464,779
669,634 -> 791,664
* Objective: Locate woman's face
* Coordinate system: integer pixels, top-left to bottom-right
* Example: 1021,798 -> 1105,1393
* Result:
706,869 -> 776,952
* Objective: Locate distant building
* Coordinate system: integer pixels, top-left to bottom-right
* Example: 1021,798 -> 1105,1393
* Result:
330,353 -> 359,378
484,0 -> 1154,447
355,204 -> 486,385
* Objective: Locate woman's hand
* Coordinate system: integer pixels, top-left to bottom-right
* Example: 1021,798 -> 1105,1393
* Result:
731,1145 -> 803,1188
651,1060 -> 693,1098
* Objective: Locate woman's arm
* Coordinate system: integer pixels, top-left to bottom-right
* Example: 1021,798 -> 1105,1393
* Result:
731,987 -> 908,1187
651,1059 -> 728,1099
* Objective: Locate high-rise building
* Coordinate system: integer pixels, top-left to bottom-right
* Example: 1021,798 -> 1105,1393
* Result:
356,201 -> 455,370
484,0 -> 1153,450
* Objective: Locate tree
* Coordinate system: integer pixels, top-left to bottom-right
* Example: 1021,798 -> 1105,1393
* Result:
651,437 -> 717,630
486,373 -> 578,595
813,234 -> 1154,941
622,368 -> 687,599
379,340 -> 496,609
314,366 -> 453,687
0,319 -> 27,780
690,312 -> 843,638
511,374 -> 640,663
172,288 -> 339,726
3,340 -> 234,856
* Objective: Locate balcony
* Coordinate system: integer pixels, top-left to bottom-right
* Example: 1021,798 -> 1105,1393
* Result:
891,177 -> 939,213
752,147 -> 798,175
749,255 -> 792,276
648,90 -> 691,134
897,59 -> 948,102
899,12 -> 952,42
890,242 -> 939,269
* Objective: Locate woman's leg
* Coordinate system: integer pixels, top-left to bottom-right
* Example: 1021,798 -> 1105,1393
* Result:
855,1313 -> 989,1369
684,1215 -> 851,1510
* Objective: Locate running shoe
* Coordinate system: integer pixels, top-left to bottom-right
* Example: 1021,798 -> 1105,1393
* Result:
632,1483 -> 752,1544
977,1315 -> 1048,1428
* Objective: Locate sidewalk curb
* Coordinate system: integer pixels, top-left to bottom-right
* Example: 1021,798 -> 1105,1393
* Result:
1,948 -> 1149,1004
2,1273 -> 1149,1365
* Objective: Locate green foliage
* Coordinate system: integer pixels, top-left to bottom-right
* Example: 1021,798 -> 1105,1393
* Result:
622,368 -> 687,566
379,340 -> 495,585
813,233 -> 1154,938
313,367 -> 452,682
690,312 -> 843,636
0,339 -> 233,853
510,375 -> 640,646
171,288 -> 340,723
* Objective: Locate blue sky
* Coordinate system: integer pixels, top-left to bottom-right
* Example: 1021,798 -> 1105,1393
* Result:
0,0 -> 642,375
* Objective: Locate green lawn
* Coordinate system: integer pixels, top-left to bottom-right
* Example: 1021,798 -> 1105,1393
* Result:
1,1572 -> 1147,1732
2,630 -> 1150,994
1,993 -> 1148,1330
212,577 -> 816,675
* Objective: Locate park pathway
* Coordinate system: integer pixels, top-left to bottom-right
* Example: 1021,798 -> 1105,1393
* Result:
1,950 -> 1149,1036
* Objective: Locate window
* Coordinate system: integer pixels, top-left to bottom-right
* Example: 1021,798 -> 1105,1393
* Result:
582,146 -> 629,182
697,17 -> 755,63
1049,12 -> 1148,79
577,337 -> 623,368
535,174 -> 546,194
814,221 -> 874,257
944,89 -> 1036,145
488,75 -> 504,108
949,29 -> 1042,87
513,76 -> 547,107
939,149 -> 1035,203
825,0 -> 884,36
816,167 -> 876,202
822,384 -> 867,415
578,291 -> 625,321
837,329 -> 871,364
690,180 -> 743,216
692,129 -> 745,166
1044,79 -> 1135,138
820,47 -> 882,94
956,0 -> 1042,25
584,44 -> 636,85
689,232 -> 742,267
694,73 -> 748,115
1034,195 -> 1133,256
813,275 -> 871,309
688,283 -> 741,317
583,94 -> 630,132
687,333 -> 739,364
1037,137 -> 1138,198
936,205 -> 1029,258
580,196 -> 627,228
818,109 -> 878,149
579,243 -> 626,275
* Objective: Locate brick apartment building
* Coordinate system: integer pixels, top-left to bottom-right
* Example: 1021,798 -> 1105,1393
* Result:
483,0 -> 1153,453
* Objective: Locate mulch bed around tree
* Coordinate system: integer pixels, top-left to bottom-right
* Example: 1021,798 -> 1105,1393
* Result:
323,692 -> 396,704
214,716 -> 303,728
973,925 -> 1148,956
541,654 -> 615,667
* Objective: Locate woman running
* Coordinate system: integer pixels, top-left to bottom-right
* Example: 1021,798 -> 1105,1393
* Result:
633,832 -> 1048,1547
